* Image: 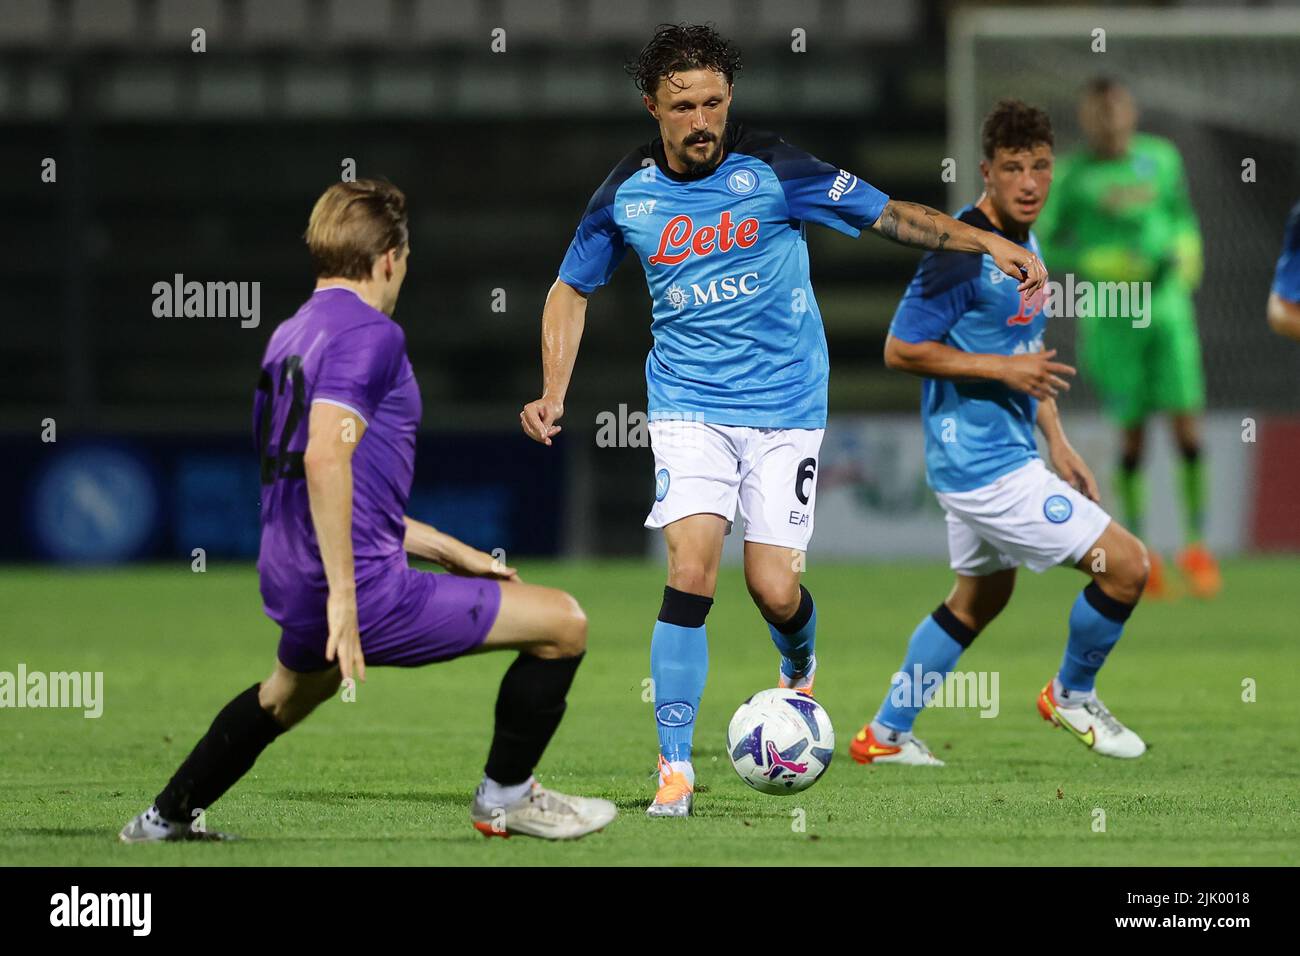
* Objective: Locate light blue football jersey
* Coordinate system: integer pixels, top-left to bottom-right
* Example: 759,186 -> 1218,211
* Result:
889,204 -> 1048,493
1273,200 -> 1300,303
558,123 -> 889,429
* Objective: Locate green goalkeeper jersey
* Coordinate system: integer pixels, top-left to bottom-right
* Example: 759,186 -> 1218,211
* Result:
1037,132 -> 1203,300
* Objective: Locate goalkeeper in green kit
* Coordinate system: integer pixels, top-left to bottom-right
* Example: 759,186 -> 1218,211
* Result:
1038,77 -> 1220,599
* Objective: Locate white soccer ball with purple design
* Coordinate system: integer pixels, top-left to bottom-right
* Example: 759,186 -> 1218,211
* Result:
726,688 -> 835,795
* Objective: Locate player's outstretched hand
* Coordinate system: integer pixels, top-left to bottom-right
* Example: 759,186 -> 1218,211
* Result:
999,349 -> 1075,400
520,396 -> 564,446
1049,440 -> 1101,503
985,234 -> 1048,294
440,539 -> 520,581
324,588 -> 366,683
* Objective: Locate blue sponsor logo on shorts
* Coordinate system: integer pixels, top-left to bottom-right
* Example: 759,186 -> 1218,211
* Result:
655,701 -> 695,727
655,468 -> 670,501
1044,494 -> 1073,524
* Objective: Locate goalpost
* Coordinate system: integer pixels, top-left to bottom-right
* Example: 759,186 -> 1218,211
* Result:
947,6 -> 1300,409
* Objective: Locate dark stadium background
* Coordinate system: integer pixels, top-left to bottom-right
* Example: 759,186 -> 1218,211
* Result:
3,0 -> 1297,563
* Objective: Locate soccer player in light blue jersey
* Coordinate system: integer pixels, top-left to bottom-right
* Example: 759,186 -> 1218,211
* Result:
519,25 -> 1048,816
849,100 -> 1151,767
1267,201 -> 1300,341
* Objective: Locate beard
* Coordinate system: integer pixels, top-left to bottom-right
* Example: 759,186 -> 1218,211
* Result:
673,132 -> 724,176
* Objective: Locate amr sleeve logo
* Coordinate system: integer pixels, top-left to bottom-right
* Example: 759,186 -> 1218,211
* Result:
827,169 -> 858,201
655,701 -> 695,727
1044,494 -> 1074,524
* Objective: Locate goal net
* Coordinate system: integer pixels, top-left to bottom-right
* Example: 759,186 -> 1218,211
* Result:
948,7 -> 1300,410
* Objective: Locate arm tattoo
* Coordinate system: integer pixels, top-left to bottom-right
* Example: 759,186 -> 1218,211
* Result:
875,200 -> 951,251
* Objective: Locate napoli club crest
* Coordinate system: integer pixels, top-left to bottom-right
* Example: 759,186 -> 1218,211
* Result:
1043,494 -> 1073,524
655,468 -> 671,502
726,169 -> 758,196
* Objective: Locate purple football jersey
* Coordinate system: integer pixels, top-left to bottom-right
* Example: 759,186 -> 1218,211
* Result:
255,287 -> 420,632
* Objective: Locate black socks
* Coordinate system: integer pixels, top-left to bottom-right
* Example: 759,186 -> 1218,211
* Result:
155,683 -> 285,824
484,652 -> 585,786
933,602 -> 980,648
659,586 -> 714,627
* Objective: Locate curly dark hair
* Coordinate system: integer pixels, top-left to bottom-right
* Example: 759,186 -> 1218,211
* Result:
981,98 -> 1054,159
626,22 -> 743,98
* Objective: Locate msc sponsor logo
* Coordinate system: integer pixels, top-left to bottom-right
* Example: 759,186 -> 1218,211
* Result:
648,211 -> 759,266
1044,494 -> 1073,524
691,271 -> 760,306
664,283 -> 690,312
827,169 -> 858,202
664,272 -> 762,312
726,168 -> 759,196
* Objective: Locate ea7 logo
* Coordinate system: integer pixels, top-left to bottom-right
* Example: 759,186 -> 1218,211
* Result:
828,169 -> 858,202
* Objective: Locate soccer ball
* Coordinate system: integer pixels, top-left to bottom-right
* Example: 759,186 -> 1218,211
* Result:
726,689 -> 835,795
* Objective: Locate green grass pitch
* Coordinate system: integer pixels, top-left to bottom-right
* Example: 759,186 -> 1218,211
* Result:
3,558 -> 1297,866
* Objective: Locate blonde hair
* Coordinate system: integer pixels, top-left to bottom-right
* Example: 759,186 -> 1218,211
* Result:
304,179 -> 408,280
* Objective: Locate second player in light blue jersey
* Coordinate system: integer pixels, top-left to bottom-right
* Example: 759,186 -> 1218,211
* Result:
520,25 -> 1048,817
848,100 -> 1153,767
1267,201 -> 1300,341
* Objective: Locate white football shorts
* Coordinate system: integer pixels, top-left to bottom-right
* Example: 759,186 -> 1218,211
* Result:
936,458 -> 1112,576
644,419 -> 824,551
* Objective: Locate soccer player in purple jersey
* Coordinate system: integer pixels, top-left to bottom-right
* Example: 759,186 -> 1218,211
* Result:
519,24 -> 1048,817
121,180 -> 616,842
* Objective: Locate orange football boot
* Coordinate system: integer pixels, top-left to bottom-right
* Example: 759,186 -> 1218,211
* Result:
849,723 -> 943,766
1144,551 -> 1171,599
645,755 -> 693,817
1176,542 -> 1222,599
777,655 -> 817,696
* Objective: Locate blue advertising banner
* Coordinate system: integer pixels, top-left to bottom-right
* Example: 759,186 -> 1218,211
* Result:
1,433 -> 564,562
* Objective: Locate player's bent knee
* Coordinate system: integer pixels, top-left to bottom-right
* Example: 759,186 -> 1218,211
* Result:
749,580 -> 800,624
1121,546 -> 1151,602
525,590 -> 587,660
668,563 -> 713,596
259,665 -> 340,728
1097,534 -> 1149,604
555,595 -> 588,658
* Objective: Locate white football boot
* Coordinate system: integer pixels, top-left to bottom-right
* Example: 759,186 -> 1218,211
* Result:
1038,679 -> 1146,758
645,755 -> 694,817
119,805 -> 235,842
470,781 -> 617,840
849,723 -> 945,766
